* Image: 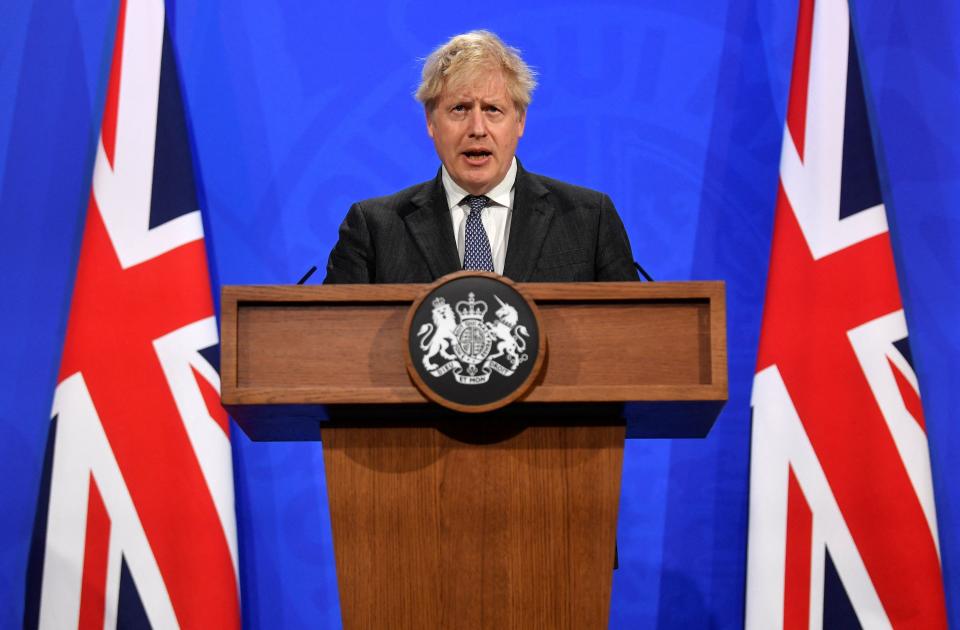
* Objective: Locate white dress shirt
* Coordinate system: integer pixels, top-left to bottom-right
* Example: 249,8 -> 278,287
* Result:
441,158 -> 517,275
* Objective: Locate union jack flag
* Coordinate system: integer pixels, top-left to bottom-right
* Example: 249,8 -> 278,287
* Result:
23,0 -> 240,627
746,0 -> 947,627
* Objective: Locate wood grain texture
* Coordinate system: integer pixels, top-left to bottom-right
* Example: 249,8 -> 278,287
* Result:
237,304 -> 411,389
323,419 -> 625,630
221,281 -> 728,408
220,294 -> 238,393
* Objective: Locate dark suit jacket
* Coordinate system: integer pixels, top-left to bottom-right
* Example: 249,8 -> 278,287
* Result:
323,162 -> 639,283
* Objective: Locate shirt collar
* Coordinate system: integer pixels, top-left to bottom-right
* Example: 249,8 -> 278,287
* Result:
441,157 -> 518,211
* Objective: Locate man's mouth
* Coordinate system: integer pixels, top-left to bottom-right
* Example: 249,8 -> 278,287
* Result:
462,150 -> 492,165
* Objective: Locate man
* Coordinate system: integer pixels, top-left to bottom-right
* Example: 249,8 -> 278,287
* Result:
324,30 -> 639,284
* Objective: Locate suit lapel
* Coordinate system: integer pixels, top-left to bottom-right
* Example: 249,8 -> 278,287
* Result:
402,172 -> 462,279
503,164 -> 553,281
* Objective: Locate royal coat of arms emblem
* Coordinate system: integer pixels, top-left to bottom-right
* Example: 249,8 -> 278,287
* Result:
405,272 -> 544,412
416,292 -> 530,385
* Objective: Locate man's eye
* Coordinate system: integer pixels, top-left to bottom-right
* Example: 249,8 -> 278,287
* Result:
452,104 -> 466,112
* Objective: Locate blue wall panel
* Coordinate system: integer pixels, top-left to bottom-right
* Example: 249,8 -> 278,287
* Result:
1,1 -> 957,627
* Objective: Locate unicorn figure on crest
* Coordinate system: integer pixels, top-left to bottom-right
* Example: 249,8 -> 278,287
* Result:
484,295 -> 529,370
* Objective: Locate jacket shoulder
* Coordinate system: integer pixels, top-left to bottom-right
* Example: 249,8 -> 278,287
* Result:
353,179 -> 436,217
522,170 -> 608,206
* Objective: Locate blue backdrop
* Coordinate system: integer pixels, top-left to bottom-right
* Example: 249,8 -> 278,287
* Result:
1,1 -> 958,627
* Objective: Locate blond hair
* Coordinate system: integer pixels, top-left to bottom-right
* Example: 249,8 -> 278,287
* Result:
415,30 -> 537,114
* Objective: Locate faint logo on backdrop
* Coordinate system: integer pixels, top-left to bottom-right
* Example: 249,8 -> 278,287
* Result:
215,8 -> 744,282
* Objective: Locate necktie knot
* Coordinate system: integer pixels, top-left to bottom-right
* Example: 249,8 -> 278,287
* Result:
464,195 -> 489,215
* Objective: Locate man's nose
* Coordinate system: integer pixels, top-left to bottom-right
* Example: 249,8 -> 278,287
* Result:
468,108 -> 487,137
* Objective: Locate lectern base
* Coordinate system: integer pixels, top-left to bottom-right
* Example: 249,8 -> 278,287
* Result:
323,419 -> 625,629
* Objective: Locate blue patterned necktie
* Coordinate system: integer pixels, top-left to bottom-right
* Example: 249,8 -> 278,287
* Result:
462,195 -> 495,272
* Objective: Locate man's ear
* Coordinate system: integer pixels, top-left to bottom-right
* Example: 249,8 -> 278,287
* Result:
426,108 -> 436,139
517,109 -> 526,137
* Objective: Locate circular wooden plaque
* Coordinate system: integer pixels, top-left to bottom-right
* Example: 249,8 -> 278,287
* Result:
403,271 -> 546,413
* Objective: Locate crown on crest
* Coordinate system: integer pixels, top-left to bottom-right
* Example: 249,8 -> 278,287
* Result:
455,292 -> 488,320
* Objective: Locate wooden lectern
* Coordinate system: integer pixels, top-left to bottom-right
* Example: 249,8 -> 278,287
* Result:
221,281 -> 726,629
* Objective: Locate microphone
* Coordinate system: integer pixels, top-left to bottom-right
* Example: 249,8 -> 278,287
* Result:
296,265 -> 318,285
633,261 -> 654,282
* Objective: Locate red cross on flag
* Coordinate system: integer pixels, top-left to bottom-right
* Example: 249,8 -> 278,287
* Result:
746,0 -> 947,627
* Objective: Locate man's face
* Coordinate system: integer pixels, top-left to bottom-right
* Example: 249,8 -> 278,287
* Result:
426,71 -> 525,196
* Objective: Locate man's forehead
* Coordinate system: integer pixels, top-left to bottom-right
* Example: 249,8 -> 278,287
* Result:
440,72 -> 510,103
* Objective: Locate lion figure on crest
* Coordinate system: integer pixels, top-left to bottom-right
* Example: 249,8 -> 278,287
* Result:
485,295 -> 529,370
417,298 -> 459,370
